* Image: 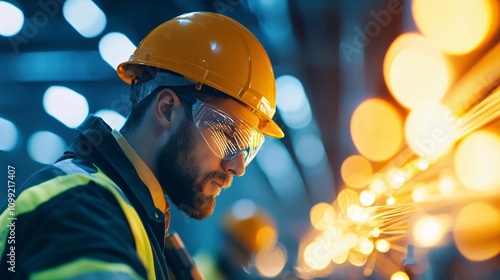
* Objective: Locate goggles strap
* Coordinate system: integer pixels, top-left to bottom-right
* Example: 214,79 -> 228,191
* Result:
130,70 -> 195,108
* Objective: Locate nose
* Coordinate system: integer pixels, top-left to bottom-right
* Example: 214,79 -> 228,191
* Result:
221,153 -> 246,176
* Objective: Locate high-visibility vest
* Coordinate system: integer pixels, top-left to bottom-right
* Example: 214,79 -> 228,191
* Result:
0,159 -> 156,279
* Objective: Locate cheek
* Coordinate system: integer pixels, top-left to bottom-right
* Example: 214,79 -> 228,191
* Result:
190,127 -> 222,169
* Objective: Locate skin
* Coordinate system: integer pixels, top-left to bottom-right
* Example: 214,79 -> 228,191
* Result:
122,88 -> 250,219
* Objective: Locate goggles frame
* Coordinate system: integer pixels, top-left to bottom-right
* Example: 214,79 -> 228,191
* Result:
191,99 -> 265,167
131,69 -> 265,166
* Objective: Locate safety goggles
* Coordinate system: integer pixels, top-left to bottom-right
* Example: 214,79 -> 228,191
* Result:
131,69 -> 265,166
192,101 -> 265,167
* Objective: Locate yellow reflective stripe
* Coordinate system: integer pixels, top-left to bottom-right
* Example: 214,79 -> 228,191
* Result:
30,258 -> 144,280
0,174 -> 92,258
93,169 -> 156,280
0,169 -> 156,280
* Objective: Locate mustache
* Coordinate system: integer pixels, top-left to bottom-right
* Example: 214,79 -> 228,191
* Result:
202,171 -> 232,188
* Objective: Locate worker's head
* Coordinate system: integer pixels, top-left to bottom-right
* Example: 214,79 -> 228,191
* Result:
117,12 -> 283,219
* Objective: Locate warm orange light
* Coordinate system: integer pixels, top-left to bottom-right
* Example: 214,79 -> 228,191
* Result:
454,202 -> 500,261
375,239 -> 390,253
360,189 -> 376,206
347,205 -> 368,223
383,33 -> 450,109
358,237 -> 374,255
348,250 -> 367,267
255,226 -> 277,250
336,188 -> 359,211
454,131 -> 500,191
343,232 -> 358,249
405,101 -> 457,160
304,241 -> 331,270
331,251 -> 348,264
411,184 -> 427,203
341,155 -> 373,189
439,174 -> 457,196
413,215 -> 448,247
391,271 -> 410,280
310,202 -> 335,231
255,245 -> 287,278
351,98 -> 403,162
412,0 -> 494,55
386,196 -> 395,205
370,177 -> 387,194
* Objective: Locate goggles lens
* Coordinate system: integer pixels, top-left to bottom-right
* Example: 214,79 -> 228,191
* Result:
192,102 -> 264,166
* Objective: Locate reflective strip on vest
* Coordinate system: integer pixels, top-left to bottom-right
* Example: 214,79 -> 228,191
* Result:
30,258 -> 144,280
0,159 -> 156,280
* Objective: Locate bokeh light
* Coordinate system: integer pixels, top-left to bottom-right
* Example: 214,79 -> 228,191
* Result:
99,32 -> 137,69
43,86 -> 89,128
0,117 -> 19,151
276,75 -> 312,129
0,1 -> 24,37
359,190 -> 376,207
343,232 -> 358,249
337,188 -> 359,211
351,98 -> 403,162
27,131 -> 66,164
231,199 -> 256,220
383,33 -> 450,109
438,175 -> 457,196
391,271 -> 410,280
375,239 -> 390,253
358,237 -> 374,255
405,101 -> 457,160
255,244 -> 287,278
386,196 -> 395,205
370,177 -> 388,194
304,241 -> 331,270
454,130 -> 500,191
341,155 -> 373,189
63,0 -> 107,38
347,205 -> 368,223
387,168 -> 406,189
95,109 -> 126,130
416,159 -> 429,170
411,184 -> 427,203
310,202 -> 335,231
255,226 -> 277,250
454,202 -> 500,261
413,215 -> 447,247
348,250 -> 367,267
412,0 -> 494,55
331,251 -> 348,264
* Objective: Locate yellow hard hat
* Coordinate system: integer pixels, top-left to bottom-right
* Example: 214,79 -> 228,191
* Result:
117,12 -> 284,138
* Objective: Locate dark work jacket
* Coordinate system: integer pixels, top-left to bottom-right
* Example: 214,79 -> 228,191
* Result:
0,115 -> 169,279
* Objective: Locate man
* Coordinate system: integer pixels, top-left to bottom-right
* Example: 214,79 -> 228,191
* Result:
0,12 -> 283,279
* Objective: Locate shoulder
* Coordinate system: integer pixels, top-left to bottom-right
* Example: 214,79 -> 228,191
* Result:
11,158 -> 129,228
0,159 -> 148,279
7,158 -> 131,233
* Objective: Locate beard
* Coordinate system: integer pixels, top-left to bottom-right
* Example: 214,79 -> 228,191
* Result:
156,119 -> 230,220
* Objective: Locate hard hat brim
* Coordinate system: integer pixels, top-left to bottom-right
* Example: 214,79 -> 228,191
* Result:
261,119 -> 284,138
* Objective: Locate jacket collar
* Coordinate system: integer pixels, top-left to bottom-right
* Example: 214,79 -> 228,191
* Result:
70,115 -> 167,224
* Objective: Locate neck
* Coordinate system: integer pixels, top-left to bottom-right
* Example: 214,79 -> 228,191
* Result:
120,125 -> 160,176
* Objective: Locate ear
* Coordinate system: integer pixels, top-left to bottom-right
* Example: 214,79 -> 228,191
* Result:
153,88 -> 183,129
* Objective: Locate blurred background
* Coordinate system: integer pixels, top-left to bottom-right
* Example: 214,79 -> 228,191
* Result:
1,0 -> 500,279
